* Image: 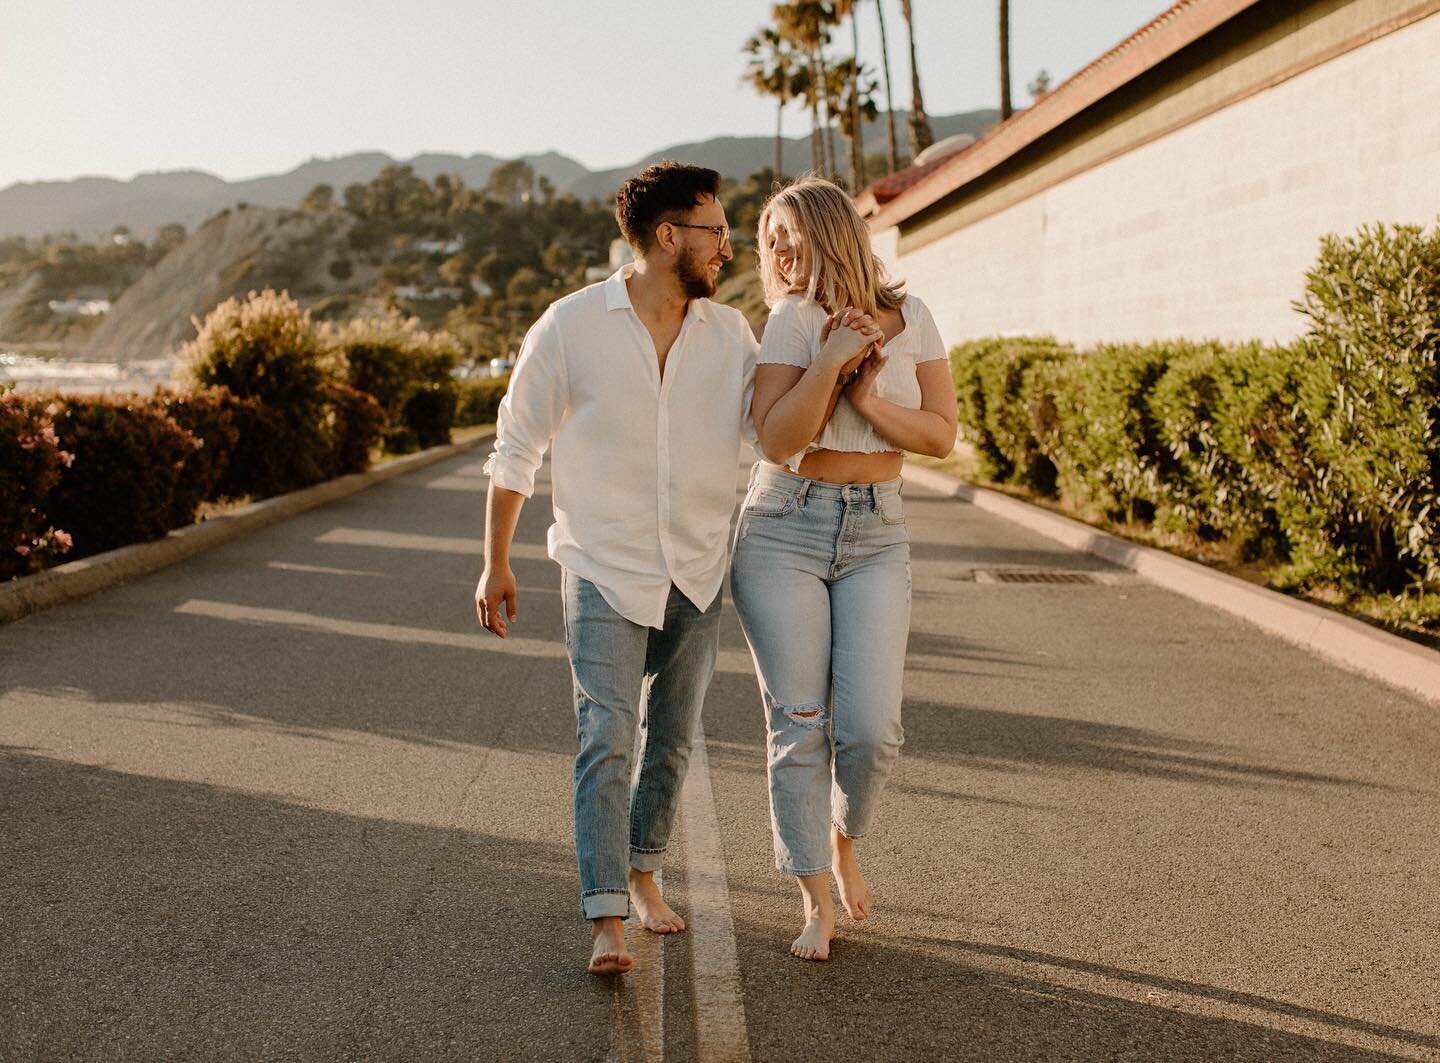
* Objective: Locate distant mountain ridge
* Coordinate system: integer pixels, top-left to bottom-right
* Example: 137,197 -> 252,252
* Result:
0,109 -> 996,240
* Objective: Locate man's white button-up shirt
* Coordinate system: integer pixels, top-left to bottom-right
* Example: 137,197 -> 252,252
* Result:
484,267 -> 759,628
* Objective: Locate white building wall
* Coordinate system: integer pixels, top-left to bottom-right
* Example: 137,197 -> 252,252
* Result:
884,13 -> 1440,348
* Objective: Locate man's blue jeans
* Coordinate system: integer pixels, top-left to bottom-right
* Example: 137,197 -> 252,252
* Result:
562,570 -> 721,920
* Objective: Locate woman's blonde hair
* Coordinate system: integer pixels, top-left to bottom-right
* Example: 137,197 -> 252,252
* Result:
757,175 -> 905,315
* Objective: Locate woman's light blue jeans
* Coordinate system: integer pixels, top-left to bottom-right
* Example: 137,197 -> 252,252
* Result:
730,464 -> 911,876
562,571 -> 721,920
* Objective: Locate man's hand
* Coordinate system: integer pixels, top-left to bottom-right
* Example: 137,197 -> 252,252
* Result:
476,565 -> 518,638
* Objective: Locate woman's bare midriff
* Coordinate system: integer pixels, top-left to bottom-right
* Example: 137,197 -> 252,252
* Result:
794,448 -> 903,484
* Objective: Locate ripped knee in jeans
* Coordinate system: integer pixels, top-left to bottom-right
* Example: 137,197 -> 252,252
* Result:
765,693 -> 827,730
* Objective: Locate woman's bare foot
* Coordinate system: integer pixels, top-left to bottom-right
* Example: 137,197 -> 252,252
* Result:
791,873 -> 834,961
589,917 -> 634,975
831,828 -> 874,921
628,869 -> 685,933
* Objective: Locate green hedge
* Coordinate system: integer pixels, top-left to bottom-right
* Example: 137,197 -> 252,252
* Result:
454,375 -> 509,427
1,392 -> 72,579
2,289 -> 396,581
950,218 -> 1440,597
39,395 -> 200,560
327,311 -> 462,453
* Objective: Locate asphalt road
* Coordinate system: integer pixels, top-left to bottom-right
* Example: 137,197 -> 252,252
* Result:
1,449 -> 1437,1062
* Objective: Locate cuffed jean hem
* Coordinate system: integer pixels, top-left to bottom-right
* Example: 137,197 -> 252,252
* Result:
832,820 -> 867,841
777,860 -> 832,877
582,889 -> 631,920
629,847 -> 666,873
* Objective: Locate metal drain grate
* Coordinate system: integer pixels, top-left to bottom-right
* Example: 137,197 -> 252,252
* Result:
975,570 -> 1099,585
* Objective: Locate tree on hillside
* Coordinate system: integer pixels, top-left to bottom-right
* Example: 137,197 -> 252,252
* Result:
722,168 -> 781,239
486,160 -> 536,208
302,183 -> 335,212
150,223 -> 187,261
342,165 -> 434,220
900,0 -> 934,155
999,0 -> 1013,120
743,26 -> 801,180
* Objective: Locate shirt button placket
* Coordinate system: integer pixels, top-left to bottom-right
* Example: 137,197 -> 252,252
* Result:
657,404 -> 672,572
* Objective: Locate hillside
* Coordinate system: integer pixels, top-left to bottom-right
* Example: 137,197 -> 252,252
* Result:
80,206 -> 372,363
0,152 -> 588,241
0,110 -> 997,240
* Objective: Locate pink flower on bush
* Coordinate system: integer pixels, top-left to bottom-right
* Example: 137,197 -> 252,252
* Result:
15,544 -> 30,556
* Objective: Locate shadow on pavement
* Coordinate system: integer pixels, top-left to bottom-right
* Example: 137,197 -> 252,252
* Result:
0,749 -> 618,1062
902,700 -> 1390,791
728,917 -> 1419,1062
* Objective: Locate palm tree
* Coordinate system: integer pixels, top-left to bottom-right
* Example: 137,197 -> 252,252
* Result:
900,0 -> 934,155
743,27 -> 799,179
833,1 -> 866,189
775,2 -> 838,177
999,0 -> 1013,120
872,0 -> 901,174
830,57 -> 880,192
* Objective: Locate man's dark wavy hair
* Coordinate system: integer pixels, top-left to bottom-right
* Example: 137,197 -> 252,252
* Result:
615,161 -> 722,253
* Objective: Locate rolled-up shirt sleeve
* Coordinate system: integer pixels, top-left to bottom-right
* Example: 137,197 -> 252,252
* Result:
483,308 -> 568,498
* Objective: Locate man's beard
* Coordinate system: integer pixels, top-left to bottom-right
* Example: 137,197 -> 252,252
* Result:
675,247 -> 717,299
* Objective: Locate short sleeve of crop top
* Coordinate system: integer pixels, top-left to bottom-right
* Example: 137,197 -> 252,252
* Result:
758,295 -> 828,367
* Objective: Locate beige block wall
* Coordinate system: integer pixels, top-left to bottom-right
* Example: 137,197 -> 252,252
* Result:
880,12 -> 1440,348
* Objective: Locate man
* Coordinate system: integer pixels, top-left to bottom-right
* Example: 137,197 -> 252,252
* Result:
476,162 -> 757,975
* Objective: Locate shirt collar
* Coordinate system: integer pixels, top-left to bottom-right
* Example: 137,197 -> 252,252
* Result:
604,265 -> 710,323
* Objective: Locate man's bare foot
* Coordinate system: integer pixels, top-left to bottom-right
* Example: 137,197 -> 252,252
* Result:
791,873 -> 834,961
831,828 -> 874,921
589,917 -> 634,975
628,868 -> 685,933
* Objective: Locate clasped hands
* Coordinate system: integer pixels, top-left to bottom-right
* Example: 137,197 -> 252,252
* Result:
818,307 -> 888,411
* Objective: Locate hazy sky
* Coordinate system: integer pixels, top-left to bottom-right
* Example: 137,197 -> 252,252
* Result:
1,1 -> 1170,187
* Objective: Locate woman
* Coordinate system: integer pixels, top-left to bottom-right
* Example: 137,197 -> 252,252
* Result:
730,176 -> 958,962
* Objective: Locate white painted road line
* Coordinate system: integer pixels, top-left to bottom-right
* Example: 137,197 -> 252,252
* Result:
680,727 -> 753,1063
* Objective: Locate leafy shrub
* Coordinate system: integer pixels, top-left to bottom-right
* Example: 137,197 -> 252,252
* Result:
151,388 -> 241,522
320,383 -> 385,477
455,376 -> 509,427
1286,221 -> 1440,591
1044,342 -> 1177,521
947,218 -> 1440,600
399,383 -> 458,450
950,338 -> 1008,480
1145,342 -> 1265,541
180,288 -> 333,490
41,395 -> 199,560
327,310 -> 462,453
1,392 -> 72,579
951,338 -> 1076,492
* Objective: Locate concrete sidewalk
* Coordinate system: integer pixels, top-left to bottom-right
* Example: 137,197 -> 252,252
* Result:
1,450 -> 1436,1061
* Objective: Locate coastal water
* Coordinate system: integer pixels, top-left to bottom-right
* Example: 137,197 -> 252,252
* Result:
0,351 -> 173,395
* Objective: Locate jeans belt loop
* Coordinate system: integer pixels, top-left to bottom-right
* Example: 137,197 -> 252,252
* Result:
797,480 -> 810,508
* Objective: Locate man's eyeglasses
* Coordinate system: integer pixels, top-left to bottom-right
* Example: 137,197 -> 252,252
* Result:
668,222 -> 731,246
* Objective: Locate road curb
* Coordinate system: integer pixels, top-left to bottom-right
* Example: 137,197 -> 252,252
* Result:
1,433 -> 494,626
903,461 -> 1440,706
